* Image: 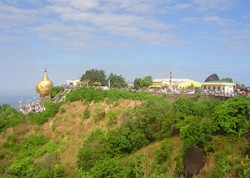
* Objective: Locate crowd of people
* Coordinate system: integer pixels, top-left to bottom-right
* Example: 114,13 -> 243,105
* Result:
19,101 -> 45,114
200,89 -> 236,97
149,87 -> 246,97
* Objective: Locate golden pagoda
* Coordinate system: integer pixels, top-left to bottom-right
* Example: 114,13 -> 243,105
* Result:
36,68 -> 53,101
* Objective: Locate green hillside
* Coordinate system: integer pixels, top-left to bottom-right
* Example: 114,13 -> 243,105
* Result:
0,88 -> 249,178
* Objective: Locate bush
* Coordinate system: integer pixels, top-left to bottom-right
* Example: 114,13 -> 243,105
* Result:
0,104 -> 24,132
106,110 -> 119,125
125,155 -> 147,178
65,87 -> 155,103
155,140 -> 173,164
35,170 -> 52,178
133,98 -> 174,141
215,95 -> 250,136
174,156 -> 184,177
80,158 -> 123,178
6,157 -> 33,177
53,164 -> 65,177
77,129 -> 109,171
83,107 -> 90,119
210,148 -> 250,177
0,152 -> 5,159
93,104 -> 105,121
178,116 -> 215,151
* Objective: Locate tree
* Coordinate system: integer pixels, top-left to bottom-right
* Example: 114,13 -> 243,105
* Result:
215,95 -> 250,136
221,77 -> 233,83
81,69 -> 107,86
133,76 -> 152,89
134,78 -> 142,89
108,73 -> 127,89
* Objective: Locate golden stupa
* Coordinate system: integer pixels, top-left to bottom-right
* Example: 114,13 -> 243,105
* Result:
36,68 -> 53,98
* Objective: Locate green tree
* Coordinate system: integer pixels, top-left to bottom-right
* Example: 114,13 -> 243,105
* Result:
80,69 -> 107,86
133,76 -> 152,89
108,73 -> 127,88
134,78 -> 142,89
215,95 -> 250,136
0,104 -> 24,132
221,77 -> 233,82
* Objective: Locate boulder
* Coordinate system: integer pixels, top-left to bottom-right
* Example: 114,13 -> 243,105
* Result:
184,147 -> 205,178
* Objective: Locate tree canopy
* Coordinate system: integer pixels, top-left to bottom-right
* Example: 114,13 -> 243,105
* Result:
221,77 -> 233,83
134,76 -> 153,89
80,69 -> 107,86
108,73 -> 127,89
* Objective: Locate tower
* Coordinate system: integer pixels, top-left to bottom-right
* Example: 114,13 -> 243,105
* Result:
169,67 -> 172,86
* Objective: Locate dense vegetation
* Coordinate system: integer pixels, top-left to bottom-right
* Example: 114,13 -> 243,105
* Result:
0,104 -> 24,132
0,88 -> 249,177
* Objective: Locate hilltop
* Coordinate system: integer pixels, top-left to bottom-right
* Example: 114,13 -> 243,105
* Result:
0,88 -> 249,178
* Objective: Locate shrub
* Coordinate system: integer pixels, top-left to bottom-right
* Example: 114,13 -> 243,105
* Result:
210,148 -> 250,177
81,158 -> 123,178
77,129 -> 109,171
83,107 -> 90,119
53,164 -> 65,177
0,152 -> 5,159
65,87 -> 155,103
93,104 -> 105,121
174,156 -> 184,177
6,157 -> 33,177
215,95 -> 250,136
0,104 -> 24,132
35,169 -> 52,178
106,110 -> 119,125
155,140 -> 173,164
125,155 -> 147,178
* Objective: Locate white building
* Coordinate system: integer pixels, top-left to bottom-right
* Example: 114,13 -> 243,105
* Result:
66,79 -> 80,86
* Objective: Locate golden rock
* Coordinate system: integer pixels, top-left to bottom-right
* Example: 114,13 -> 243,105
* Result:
36,68 -> 53,97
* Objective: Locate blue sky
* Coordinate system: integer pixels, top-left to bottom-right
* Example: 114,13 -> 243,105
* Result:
1,0 -> 250,97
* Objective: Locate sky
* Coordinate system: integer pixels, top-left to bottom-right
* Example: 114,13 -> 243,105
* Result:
0,0 -> 250,99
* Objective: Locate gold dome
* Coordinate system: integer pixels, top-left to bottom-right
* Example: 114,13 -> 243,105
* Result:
36,68 -> 53,96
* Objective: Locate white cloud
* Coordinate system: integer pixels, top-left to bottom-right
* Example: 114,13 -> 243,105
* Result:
203,15 -> 234,26
42,0 -> 178,46
0,0 -> 247,56
181,17 -> 200,24
181,15 -> 234,26
193,0 -> 234,11
174,3 -> 191,10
